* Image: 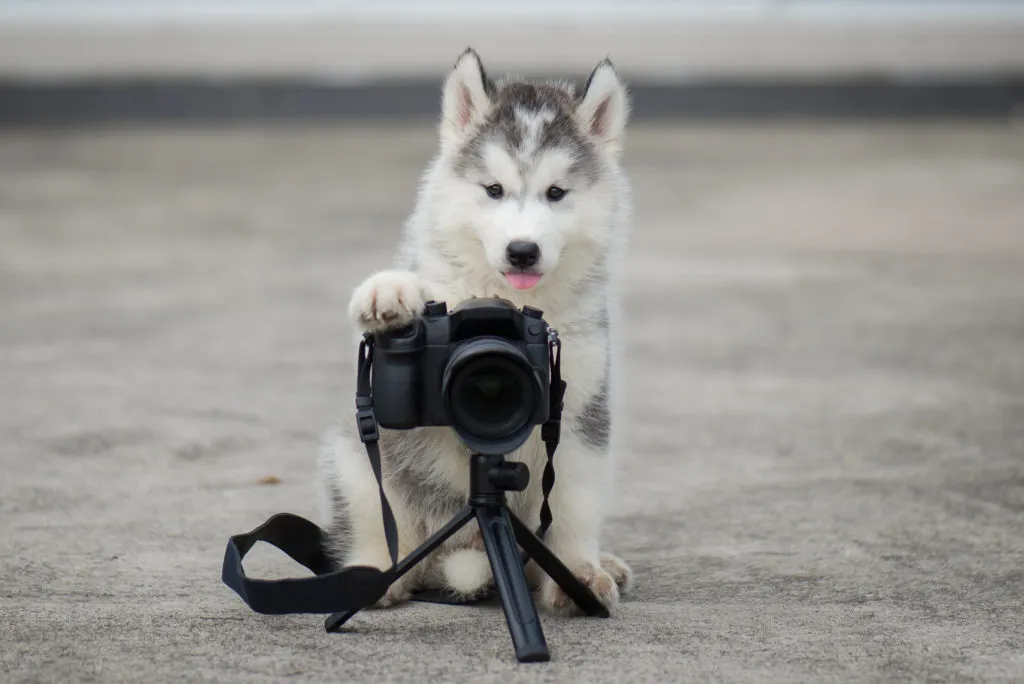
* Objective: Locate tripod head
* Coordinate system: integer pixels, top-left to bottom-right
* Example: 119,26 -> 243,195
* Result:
469,454 -> 529,506
473,456 -> 532,499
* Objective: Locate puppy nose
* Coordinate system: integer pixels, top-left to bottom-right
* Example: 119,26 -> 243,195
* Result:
506,241 -> 540,269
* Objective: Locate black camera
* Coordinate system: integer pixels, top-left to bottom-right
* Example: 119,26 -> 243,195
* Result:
369,297 -> 554,454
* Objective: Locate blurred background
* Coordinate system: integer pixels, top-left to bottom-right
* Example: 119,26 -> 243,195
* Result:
2,0 -> 1024,120
3,2 -> 1024,682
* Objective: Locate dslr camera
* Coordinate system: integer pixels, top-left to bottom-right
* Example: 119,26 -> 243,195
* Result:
369,297 -> 555,454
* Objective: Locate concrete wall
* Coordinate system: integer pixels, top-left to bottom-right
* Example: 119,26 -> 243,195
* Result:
2,1 -> 1024,81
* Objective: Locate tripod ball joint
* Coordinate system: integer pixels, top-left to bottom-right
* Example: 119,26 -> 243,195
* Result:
488,462 -> 530,492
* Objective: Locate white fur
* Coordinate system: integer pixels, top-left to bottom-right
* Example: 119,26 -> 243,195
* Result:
320,50 -> 633,615
347,269 -> 428,332
442,549 -> 493,598
440,49 -> 494,151
576,60 -> 630,158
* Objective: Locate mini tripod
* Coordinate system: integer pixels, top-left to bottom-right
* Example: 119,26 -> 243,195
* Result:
325,452 -> 609,663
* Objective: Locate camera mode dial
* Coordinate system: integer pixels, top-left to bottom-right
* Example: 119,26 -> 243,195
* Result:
522,306 -> 544,320
424,300 -> 448,317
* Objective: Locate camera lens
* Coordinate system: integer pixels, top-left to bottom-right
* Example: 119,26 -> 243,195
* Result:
442,338 -> 542,454
451,358 -> 530,436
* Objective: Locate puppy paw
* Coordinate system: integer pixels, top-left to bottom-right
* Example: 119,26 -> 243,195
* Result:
600,552 -> 633,594
345,551 -> 416,609
539,562 -> 619,616
348,270 -> 427,333
371,579 -> 413,609
441,548 -> 493,601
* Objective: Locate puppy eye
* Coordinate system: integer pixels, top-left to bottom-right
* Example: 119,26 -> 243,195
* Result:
546,185 -> 567,202
484,183 -> 504,200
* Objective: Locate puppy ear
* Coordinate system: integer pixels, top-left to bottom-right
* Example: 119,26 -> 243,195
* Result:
576,58 -> 630,154
441,48 -> 495,146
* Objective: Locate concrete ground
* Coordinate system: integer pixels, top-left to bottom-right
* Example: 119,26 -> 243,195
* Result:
1,121 -> 1023,683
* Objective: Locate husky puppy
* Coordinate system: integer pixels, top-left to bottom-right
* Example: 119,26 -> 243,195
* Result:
318,48 -> 633,614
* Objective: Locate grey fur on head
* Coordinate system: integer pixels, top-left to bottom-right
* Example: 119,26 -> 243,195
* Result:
448,48 -> 627,184
452,83 -> 600,183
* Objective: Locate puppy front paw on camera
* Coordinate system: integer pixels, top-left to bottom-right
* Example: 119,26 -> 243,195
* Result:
348,270 -> 429,333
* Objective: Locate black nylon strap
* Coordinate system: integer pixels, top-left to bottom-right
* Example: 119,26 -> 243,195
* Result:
221,513 -> 390,614
220,335 -> 399,614
354,335 -> 400,572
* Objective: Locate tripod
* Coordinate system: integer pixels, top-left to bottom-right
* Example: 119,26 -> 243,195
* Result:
325,452 -> 609,663
221,320 -> 607,663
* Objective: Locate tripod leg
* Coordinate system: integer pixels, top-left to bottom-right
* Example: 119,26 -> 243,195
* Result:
475,505 -> 550,663
509,513 -> 610,618
325,505 -> 476,632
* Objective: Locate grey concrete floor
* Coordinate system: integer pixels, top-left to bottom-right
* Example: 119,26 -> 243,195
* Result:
1,121 -> 1023,683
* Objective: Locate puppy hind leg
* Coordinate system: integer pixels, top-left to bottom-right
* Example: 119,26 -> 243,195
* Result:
317,429 -> 422,608
536,433 -> 622,616
413,508 -> 495,601
440,548 -> 493,600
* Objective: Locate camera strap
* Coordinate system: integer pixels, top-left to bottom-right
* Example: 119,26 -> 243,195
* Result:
221,331 -> 565,614
536,329 -> 565,541
221,335 -> 399,614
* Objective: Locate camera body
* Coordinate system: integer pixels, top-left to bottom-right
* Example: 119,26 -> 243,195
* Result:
370,297 -> 552,454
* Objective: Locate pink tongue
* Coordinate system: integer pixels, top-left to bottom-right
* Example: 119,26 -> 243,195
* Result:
504,272 -> 542,290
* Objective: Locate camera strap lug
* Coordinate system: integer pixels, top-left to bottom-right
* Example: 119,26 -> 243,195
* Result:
546,326 -> 560,346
